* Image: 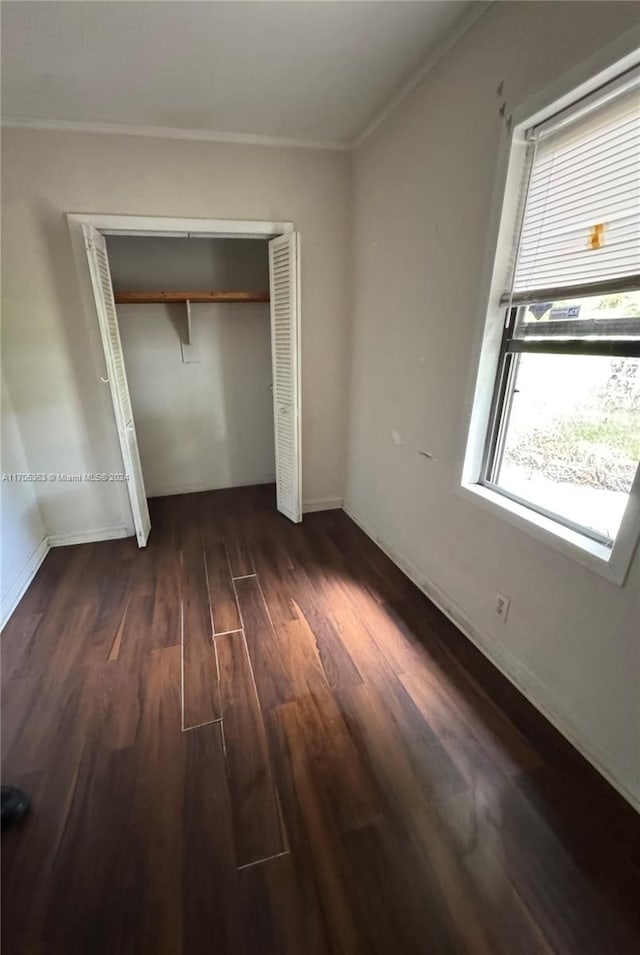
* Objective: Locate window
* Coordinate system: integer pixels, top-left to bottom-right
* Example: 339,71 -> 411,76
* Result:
464,61 -> 640,581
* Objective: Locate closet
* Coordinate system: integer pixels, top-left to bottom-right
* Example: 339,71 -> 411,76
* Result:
81,222 -> 301,546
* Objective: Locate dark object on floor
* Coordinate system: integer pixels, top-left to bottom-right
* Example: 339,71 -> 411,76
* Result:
1,786 -> 30,830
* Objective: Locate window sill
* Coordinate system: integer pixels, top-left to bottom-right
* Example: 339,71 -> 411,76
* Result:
458,480 -> 635,586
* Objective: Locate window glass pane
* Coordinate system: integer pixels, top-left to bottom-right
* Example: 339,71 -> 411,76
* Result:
494,353 -> 639,540
513,290 -> 640,339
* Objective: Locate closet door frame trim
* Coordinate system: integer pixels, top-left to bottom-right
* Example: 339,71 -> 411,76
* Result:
67,214 -> 294,240
67,213 -> 298,541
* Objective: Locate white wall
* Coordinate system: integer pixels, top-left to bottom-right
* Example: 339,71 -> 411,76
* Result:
347,2 -> 640,807
0,378 -> 48,626
108,236 -> 274,496
1,132 -> 350,540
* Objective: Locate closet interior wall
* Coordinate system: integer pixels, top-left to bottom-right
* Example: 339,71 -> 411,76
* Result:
107,236 -> 274,498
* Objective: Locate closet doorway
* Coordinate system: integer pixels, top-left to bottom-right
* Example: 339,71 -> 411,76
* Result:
69,215 -> 301,546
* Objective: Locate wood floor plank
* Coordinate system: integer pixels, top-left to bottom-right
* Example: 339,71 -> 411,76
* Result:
257,535 -> 364,692
347,672 -> 469,806
237,851 -> 331,955
399,662 -> 542,783
9,544 -> 76,617
2,646 -> 89,777
233,863 -> 281,955
328,600 -> 401,688
215,629 -> 287,868
182,548 -> 221,728
234,574 -> 294,708
0,612 -> 44,681
182,605 -> 221,728
291,594 -> 363,690
97,564 -> 131,662
205,539 -> 242,633
271,689 -> 380,836
266,694 -> 375,955
111,593 -> 155,664
182,722 -> 240,953
250,536 -> 298,627
7,547 -> 95,682
40,745 -> 142,955
225,533 -> 256,578
338,682 -> 498,954
0,674 -> 40,776
339,821 -> 464,955
514,765 -> 640,940
121,898 -> 184,955
83,659 -> 142,752
147,505 -> 182,650
135,645 -> 184,906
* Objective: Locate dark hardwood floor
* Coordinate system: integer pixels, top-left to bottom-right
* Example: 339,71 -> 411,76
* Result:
2,484 -> 639,954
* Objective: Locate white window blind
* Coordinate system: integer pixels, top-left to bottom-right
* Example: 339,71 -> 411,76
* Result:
504,68 -> 640,306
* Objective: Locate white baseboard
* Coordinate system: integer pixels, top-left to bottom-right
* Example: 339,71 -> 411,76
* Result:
148,477 -> 276,498
303,497 -> 344,513
47,525 -> 131,547
1,535 -> 50,630
343,502 -> 640,812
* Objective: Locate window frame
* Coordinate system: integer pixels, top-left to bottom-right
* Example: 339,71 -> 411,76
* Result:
480,299 -> 640,549
459,36 -> 640,586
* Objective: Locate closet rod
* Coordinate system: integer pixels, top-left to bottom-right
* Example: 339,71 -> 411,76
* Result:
113,290 -> 270,304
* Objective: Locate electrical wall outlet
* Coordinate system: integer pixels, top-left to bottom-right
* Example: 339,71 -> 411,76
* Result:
495,592 -> 510,622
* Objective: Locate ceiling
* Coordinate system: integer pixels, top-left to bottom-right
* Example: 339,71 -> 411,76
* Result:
1,1 -> 477,148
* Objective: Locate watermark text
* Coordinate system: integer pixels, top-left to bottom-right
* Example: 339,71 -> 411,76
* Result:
2,472 -> 130,483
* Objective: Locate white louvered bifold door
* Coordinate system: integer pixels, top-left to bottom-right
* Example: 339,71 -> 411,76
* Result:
83,224 -> 151,547
269,232 -> 302,523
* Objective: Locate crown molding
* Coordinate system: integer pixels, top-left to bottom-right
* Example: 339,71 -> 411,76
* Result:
350,1 -> 494,150
0,116 -> 349,152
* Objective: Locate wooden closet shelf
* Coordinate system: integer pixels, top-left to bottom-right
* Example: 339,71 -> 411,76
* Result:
113,290 -> 270,304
